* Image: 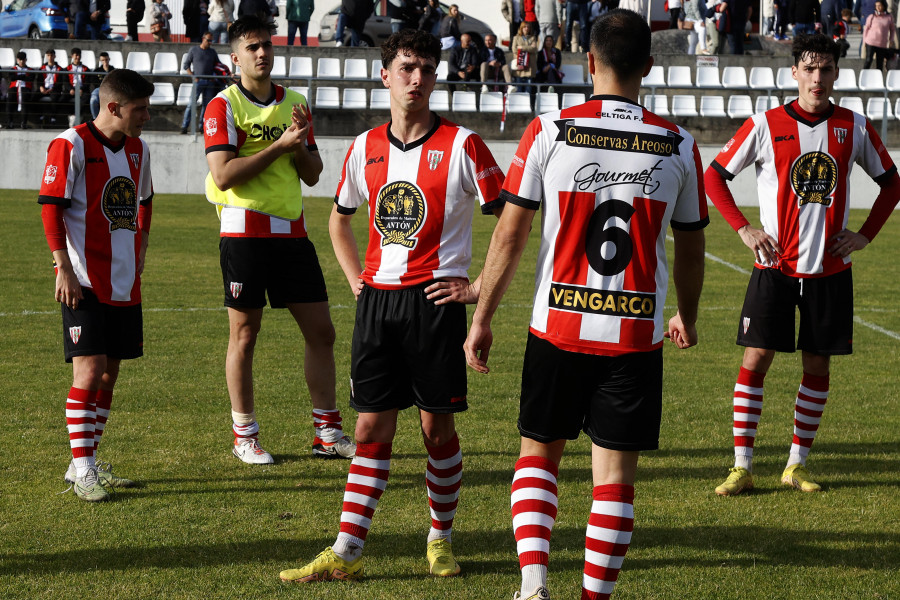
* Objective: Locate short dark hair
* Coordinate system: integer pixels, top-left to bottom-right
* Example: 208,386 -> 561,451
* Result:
99,51 -> 110,59
589,9 -> 651,81
99,69 -> 155,104
841,8 -> 853,18
228,15 -> 276,50
71,47 -> 81,55
381,29 -> 441,69
792,34 -> 841,66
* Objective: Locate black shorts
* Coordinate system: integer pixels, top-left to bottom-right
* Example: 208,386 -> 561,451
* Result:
737,267 -> 853,355
518,333 -> 663,451
62,288 -> 143,362
220,237 -> 328,309
350,284 -> 468,414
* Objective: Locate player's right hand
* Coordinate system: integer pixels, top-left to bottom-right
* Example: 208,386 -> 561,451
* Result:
738,224 -> 782,266
464,321 -> 493,374
55,267 -> 83,310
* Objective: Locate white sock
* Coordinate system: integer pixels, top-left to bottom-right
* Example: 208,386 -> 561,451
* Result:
332,533 -> 363,562
734,453 -> 752,471
74,456 -> 95,478
521,564 -> 547,595
427,528 -> 451,544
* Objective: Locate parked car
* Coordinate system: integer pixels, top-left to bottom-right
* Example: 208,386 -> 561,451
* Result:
0,0 -> 111,39
319,0 -> 494,48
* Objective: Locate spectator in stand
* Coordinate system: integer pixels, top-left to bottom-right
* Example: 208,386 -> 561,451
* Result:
511,20 -> 539,93
589,0 -> 610,30
418,0 -> 444,35
669,0 -> 683,28
502,0 -> 524,46
66,48 -> 90,124
834,8 -> 853,56
238,0 -> 271,20
67,0 -> 91,39
448,32 -> 483,85
534,34 -> 563,87
3,52 -> 32,129
89,51 -> 115,118
480,33 -> 513,92
565,0 -> 590,51
761,0 -> 774,35
728,0 -> 751,54
439,3 -> 463,48
388,0 -> 406,33
335,0 -> 372,46
88,0 -> 109,39
524,0 -> 539,32
208,0 -> 234,42
791,0 -> 820,35
181,32 -> 220,133
535,0 -> 561,44
856,0 -> 878,30
863,0 -> 896,68
38,49 -> 65,127
184,0 -> 204,41
821,0 -> 842,35
126,0 -> 145,40
682,0 -> 709,54
773,0 -> 789,40
619,0 -> 648,17
150,0 -> 173,41
286,0 -> 314,45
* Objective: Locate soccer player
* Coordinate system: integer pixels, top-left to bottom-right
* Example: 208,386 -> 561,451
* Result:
707,34 -> 900,496
278,29 -> 506,583
39,69 -> 155,502
464,10 -> 707,600
205,16 -> 355,464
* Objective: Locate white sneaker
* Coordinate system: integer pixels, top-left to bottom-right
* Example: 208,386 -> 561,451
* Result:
507,85 -> 517,93
312,433 -> 356,459
233,437 -> 274,464
335,40 -> 343,47
481,85 -> 489,93
73,466 -> 110,502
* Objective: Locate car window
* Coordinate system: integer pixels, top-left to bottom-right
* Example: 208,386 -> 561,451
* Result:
26,0 -> 42,8
9,0 -> 29,11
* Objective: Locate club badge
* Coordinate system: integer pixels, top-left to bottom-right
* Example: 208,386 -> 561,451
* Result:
427,150 -> 444,171
44,165 -> 57,185
790,151 -> 837,207
69,326 -> 82,344
833,127 -> 847,144
205,117 -> 218,137
230,282 -> 243,298
101,176 -> 138,232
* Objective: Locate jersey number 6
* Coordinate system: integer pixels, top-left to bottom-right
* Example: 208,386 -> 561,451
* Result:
585,199 -> 636,276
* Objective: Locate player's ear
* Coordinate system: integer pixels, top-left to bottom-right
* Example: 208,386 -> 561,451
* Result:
641,56 -> 654,79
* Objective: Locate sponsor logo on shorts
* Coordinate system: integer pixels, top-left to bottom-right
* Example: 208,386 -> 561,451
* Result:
548,283 -> 655,319
427,150 -> 444,171
450,395 -> 466,403
69,326 -> 82,344
833,127 -> 847,144
742,317 -> 750,334
44,165 -> 57,185
374,181 -> 426,249
230,281 -> 243,298
102,176 -> 138,232
205,117 -> 217,137
790,151 -> 837,207
555,120 -> 683,156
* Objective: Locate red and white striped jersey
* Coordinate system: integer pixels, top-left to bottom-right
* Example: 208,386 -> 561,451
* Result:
335,117 -> 505,288
502,95 -> 708,356
38,122 -> 153,306
711,102 -> 896,277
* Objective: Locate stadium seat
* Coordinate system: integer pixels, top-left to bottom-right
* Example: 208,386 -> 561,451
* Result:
895,98 -> 900,119
866,97 -> 894,120
561,92 -> 585,109
858,69 -> 885,91
755,94 -> 779,113
125,51 -> 151,74
344,58 -> 368,79
642,65 -> 665,88
726,94 -> 753,119
176,83 -> 201,106
536,92 -> 559,113
558,63 -> 584,85
748,66 -> 775,90
834,68 -> 857,91
314,86 -> 340,108
0,47 -> 14,68
699,95 -> 727,117
451,90 -> 478,112
342,87 -> 367,109
775,67 -> 797,90
149,82 -> 175,105
671,94 -> 698,117
507,92 -> 532,113
431,89 -> 450,111
152,52 -> 179,75
838,96 -> 864,113
370,88 -> 390,109
479,91 -> 504,113
667,66 -> 693,88
783,95 -> 797,105
435,61 -> 448,81
21,48 -> 42,68
79,49 -> 96,69
721,66 -> 748,89
695,66 -> 721,88
371,58 -> 383,79
288,86 -> 309,100
271,55 -> 286,77
106,50 -> 124,69
886,70 -> 900,92
54,48 -> 68,67
317,57 -> 341,78
289,56 -> 313,78
644,94 -> 669,116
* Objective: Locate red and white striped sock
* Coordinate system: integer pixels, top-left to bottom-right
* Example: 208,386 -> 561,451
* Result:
313,408 -> 344,443
232,420 -> 259,442
581,484 -> 635,600
333,441 -> 392,561
512,456 -> 559,595
66,387 -> 96,477
93,389 -> 113,452
733,367 -> 766,471
788,372 -> 829,467
425,434 -> 462,543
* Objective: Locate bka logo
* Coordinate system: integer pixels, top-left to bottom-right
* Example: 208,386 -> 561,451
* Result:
101,176 -> 138,232
44,165 -> 57,185
427,150 -> 444,171
742,317 -> 750,334
87,157 -> 105,164
69,326 -> 82,344
205,117 -> 217,137
790,151 -> 838,207
374,181 -> 426,248
249,123 -> 288,141
834,127 -> 847,143
366,156 -> 384,166
775,134 -> 795,142
230,282 -> 243,298
130,153 -> 140,168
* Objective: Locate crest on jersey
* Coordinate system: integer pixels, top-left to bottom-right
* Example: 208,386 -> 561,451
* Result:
44,165 -> 57,185
130,153 -> 140,168
230,282 -> 243,298
101,176 -> 138,232
427,150 -> 444,171
205,117 -> 218,137
722,138 -> 735,153
790,152 -> 838,207
69,326 -> 82,344
742,317 -> 750,334
834,127 -> 847,144
374,181 -> 426,248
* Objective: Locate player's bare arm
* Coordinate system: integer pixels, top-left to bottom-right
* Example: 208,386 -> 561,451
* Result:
52,249 -> 82,309
328,206 -> 365,298
464,203 -> 535,373
665,228 -> 705,349
138,231 -> 150,275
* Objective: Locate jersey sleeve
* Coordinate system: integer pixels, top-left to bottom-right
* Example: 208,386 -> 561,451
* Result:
334,137 -> 367,214
709,116 -> 760,180
500,116 -> 545,211
858,118 -> 897,182
671,137 -> 710,230
204,94 -> 236,155
460,132 -> 505,215
38,136 -> 78,207
139,138 -> 154,205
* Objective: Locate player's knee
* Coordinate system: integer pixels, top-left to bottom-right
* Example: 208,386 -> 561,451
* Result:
305,321 -> 336,348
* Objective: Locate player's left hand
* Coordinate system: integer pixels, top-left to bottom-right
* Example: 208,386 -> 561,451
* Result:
827,229 -> 869,258
464,320 -> 493,373
425,278 -> 478,304
665,312 -> 698,349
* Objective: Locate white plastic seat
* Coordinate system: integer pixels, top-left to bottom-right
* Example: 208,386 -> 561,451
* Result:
866,97 -> 894,120
644,94 -> 669,116
834,68 -> 858,91
671,94 -> 698,117
21,48 -> 42,68
642,65 -> 665,87
451,90 -> 478,112
316,57 -> 341,78
726,94 -> 753,119
342,87 -> 367,109
314,86 -> 340,108
0,47 -> 14,68
125,51 -> 151,73
106,51 -> 124,69
371,58 -> 383,79
370,88 -> 390,109
431,89 -> 450,111
271,55 -> 286,77
288,86 -> 309,99
667,65 -> 693,87
561,92 -> 585,109
558,63 -> 584,85
895,98 -> 900,119
695,66 -> 721,88
343,58 -> 368,79
54,48 -> 68,67
858,69 -> 885,91
78,50 -> 95,69
479,91 -> 504,113
435,62 -> 448,81
775,67 -> 797,90
176,83 -> 202,106
507,92 -> 532,113
886,70 -> 900,92
839,96 -> 864,113
749,66 -> 775,89
537,92 -> 560,113
149,82 -> 175,105
783,95 -> 797,105
699,95 -> 727,117
755,94 -> 779,113
289,56 -> 313,78
152,51 -> 179,75
721,66 -> 748,89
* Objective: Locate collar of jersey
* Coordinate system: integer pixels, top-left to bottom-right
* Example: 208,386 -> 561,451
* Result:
87,121 -> 126,152
588,94 -> 641,107
386,112 -> 441,152
236,81 -> 279,106
784,100 -> 834,127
